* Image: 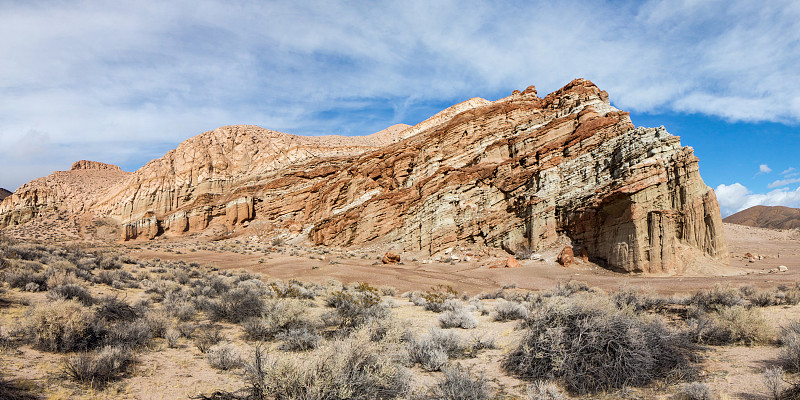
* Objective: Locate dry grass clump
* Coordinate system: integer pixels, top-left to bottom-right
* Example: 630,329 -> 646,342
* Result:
778,321 -> 800,372
690,305 -> 773,345
25,299 -> 99,352
46,283 -> 93,305
0,376 -> 40,400
503,294 -> 697,395
323,282 -> 389,333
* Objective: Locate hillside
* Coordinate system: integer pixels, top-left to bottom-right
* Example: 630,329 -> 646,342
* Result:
0,188 -> 10,201
724,205 -> 800,230
0,79 -> 729,274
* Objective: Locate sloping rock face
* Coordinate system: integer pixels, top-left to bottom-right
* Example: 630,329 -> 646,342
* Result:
0,79 -> 728,273
0,188 -> 10,202
0,162 -> 130,227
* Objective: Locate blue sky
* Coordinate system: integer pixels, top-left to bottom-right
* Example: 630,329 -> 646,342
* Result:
0,0 -> 798,216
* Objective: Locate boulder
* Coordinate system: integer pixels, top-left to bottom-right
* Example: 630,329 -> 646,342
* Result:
504,257 -> 521,268
557,247 -> 575,267
381,251 -> 401,264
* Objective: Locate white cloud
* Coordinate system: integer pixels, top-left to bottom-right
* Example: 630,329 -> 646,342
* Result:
715,182 -> 800,216
782,167 -> 797,176
759,164 -> 772,174
0,0 -> 799,190
769,178 -> 800,189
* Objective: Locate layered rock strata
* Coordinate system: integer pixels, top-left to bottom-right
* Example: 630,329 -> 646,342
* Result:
0,79 -> 728,273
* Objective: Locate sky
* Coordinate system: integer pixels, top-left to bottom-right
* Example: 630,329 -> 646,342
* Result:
0,0 -> 798,216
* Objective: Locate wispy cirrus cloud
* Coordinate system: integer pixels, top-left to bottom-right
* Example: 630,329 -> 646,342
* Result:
1,0 -> 799,191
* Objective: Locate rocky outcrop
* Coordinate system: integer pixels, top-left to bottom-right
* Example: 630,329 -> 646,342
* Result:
0,188 -> 10,202
70,160 -> 122,171
1,79 -> 728,274
0,162 -> 130,227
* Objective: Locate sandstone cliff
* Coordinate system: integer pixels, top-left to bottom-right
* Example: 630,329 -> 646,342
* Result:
0,161 -> 130,226
0,79 -> 729,273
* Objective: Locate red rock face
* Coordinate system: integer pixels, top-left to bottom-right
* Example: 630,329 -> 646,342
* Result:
0,79 -> 729,273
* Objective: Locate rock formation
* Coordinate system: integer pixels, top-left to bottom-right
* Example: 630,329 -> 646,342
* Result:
0,162 -> 130,227
0,79 -> 729,273
724,205 -> 800,230
0,188 -> 10,202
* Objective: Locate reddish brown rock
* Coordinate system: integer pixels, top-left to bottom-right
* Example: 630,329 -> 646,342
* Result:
504,257 -> 521,268
0,79 -> 729,274
381,252 -> 401,264
557,247 -> 575,267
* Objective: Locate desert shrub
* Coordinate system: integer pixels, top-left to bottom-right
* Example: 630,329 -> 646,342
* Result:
493,299 -> 528,321
550,280 -> 591,298
96,295 -> 140,322
244,333 -> 410,400
0,376 -> 40,400
276,327 -> 321,351
324,285 -> 389,333
408,329 -> 466,372
779,321 -> 800,372
526,381 -> 566,400
439,307 -> 478,329
689,285 -> 745,312
690,306 -> 773,345
102,318 -> 153,349
427,365 -> 490,400
751,290 -> 777,307
675,382 -> 715,400
5,261 -> 46,290
63,345 -> 133,386
25,299 -> 99,352
419,286 -> 458,313
206,342 -> 243,370
46,284 -> 93,306
503,295 -> 697,394
145,310 -> 170,338
763,366 -> 783,400
612,288 -> 667,312
45,267 -> 79,288
209,285 -> 266,323
195,325 -> 224,353
241,299 -> 312,341
165,328 -> 181,348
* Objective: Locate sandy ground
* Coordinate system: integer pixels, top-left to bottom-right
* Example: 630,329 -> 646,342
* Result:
123,223 -> 800,297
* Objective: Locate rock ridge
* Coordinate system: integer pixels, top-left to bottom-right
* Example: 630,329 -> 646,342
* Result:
0,79 -> 729,273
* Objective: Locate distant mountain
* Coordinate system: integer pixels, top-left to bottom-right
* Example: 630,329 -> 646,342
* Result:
724,205 -> 800,230
0,188 -> 11,201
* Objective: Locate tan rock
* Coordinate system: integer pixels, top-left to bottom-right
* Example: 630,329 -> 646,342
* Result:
1,79 -> 729,274
381,252 -> 401,264
504,257 -> 521,268
557,247 -> 575,267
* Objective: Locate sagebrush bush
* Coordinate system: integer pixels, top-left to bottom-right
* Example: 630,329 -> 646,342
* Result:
689,285 -> 745,312
195,325 -> 224,353
779,320 -> 800,372
492,299 -> 528,321
26,299 -> 99,352
503,295 -> 697,394
690,305 -> 773,345
46,284 -> 93,306
324,284 -> 389,332
241,299 -> 312,341
276,327 -> 320,352
0,376 -> 40,400
209,284 -> 267,323
408,329 -> 466,372
675,382 -> 715,400
427,365 -> 490,400
246,332 -> 410,400
206,342 -> 243,370
439,307 -> 478,329
63,345 -> 133,386
526,381 -> 566,400
612,288 -> 667,312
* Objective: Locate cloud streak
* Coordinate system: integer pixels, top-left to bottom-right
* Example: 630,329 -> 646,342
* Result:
716,183 -> 800,216
1,0 -> 799,190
